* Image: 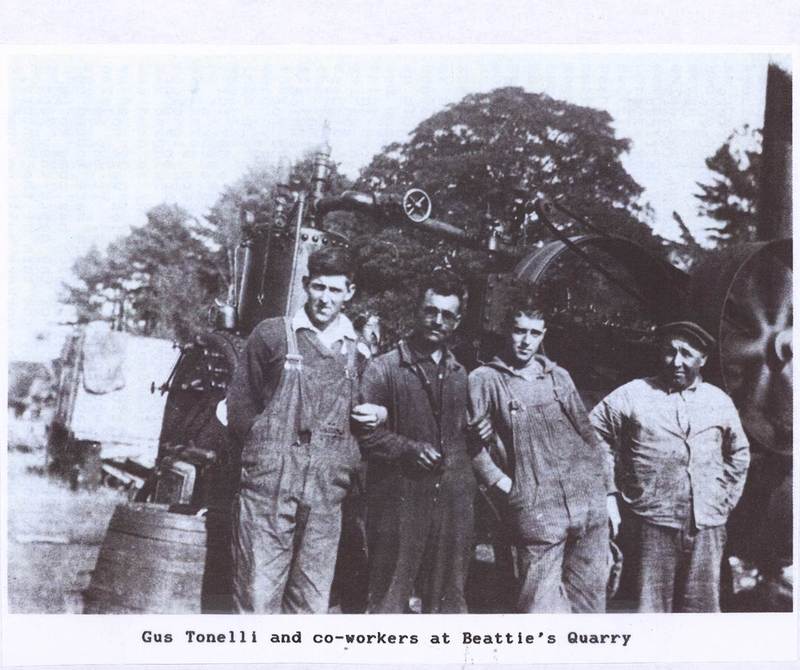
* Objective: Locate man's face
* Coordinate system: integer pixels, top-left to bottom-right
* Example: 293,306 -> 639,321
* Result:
507,313 -> 546,366
303,274 -> 354,329
415,289 -> 462,346
660,336 -> 707,390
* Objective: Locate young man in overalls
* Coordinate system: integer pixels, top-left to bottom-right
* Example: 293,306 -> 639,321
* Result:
467,295 -> 616,612
227,247 -> 381,613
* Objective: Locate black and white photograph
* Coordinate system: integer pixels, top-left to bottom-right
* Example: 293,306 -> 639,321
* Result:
1,42 -> 796,665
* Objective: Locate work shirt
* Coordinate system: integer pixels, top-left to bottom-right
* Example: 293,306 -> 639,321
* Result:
359,341 -> 473,475
291,308 -> 367,356
590,376 -> 750,530
358,340 -> 476,613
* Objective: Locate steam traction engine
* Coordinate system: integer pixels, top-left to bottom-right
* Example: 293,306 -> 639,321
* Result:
152,152 -> 790,612
87,67 -> 791,613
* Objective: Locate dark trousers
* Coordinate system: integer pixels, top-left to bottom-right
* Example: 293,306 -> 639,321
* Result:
516,514 -> 608,613
367,487 -> 474,613
632,515 -> 726,613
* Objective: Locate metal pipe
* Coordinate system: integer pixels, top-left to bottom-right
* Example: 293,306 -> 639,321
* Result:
311,147 -> 332,206
315,191 -> 382,222
758,63 -> 792,241
316,190 -> 519,260
235,242 -> 260,329
285,193 -> 307,317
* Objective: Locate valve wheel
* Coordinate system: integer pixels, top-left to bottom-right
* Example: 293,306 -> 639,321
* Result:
402,188 -> 432,223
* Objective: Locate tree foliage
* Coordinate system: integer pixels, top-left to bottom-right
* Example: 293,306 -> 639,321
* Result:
62,87 -> 674,345
695,125 -> 762,246
61,152 -> 354,343
62,204 -> 227,341
347,86 -> 667,338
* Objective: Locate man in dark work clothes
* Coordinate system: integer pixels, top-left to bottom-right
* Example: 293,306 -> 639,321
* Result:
359,271 -> 477,613
226,247 -> 383,613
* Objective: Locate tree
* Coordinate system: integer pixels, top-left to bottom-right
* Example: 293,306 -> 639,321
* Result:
695,125 -> 762,246
62,203 -> 227,341
61,244 -> 113,323
348,86 -> 667,338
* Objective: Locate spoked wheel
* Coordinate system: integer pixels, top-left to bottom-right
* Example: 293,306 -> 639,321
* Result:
719,244 -> 792,454
690,240 -> 792,454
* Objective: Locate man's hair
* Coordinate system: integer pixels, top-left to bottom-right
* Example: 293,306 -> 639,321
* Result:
418,269 -> 467,309
505,291 -> 546,325
307,246 -> 355,282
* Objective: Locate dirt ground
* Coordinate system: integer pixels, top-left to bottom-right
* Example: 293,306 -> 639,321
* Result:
5,442 -> 786,614
6,448 -> 127,613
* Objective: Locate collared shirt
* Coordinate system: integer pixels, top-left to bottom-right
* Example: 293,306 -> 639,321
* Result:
291,308 -> 358,354
590,376 -> 750,530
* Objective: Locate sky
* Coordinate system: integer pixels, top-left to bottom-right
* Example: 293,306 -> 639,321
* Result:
6,49 -> 788,359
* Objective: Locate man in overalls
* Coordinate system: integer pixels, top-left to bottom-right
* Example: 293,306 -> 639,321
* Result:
227,247 -> 381,613
467,296 -> 615,612
359,271 -> 477,613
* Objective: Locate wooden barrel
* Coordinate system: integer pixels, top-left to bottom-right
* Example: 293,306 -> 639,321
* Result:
83,502 -> 232,613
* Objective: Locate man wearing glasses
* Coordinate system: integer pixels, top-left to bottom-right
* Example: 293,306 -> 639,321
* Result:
357,271 -> 477,612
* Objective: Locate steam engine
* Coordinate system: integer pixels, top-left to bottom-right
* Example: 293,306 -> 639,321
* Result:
150,66 -> 791,612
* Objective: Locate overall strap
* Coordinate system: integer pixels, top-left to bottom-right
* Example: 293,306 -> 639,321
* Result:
345,338 -> 357,373
343,339 -> 358,394
495,368 -> 522,414
281,316 -> 311,434
494,367 -> 537,486
283,317 -> 303,370
548,370 -> 584,438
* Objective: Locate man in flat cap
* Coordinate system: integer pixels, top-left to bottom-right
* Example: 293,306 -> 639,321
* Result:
590,321 -> 750,612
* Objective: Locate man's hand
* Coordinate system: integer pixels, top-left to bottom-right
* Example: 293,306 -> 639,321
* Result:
607,494 -> 621,538
467,416 -> 495,444
494,475 -> 513,495
351,403 -> 388,431
412,442 -> 443,471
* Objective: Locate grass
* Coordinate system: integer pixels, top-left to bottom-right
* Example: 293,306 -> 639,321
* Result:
7,448 -> 128,613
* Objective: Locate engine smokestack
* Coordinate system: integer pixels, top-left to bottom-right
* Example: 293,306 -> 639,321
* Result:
758,63 -> 792,241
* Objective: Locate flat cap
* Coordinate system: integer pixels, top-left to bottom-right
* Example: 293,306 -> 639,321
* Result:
656,321 -> 716,351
